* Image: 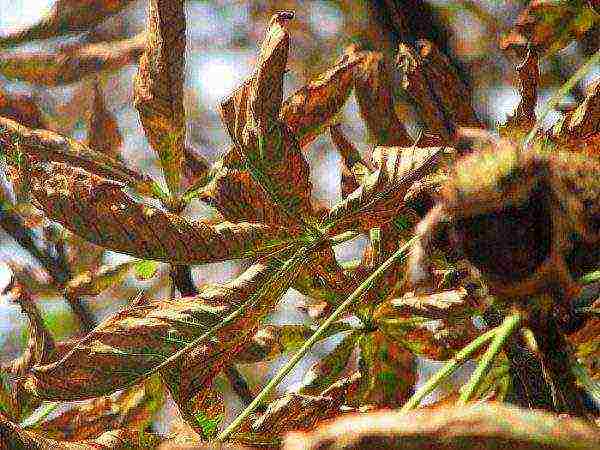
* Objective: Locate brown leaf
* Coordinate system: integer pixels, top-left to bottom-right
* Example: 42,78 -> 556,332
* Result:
29,376 -> 164,441
1,414 -> 162,450
280,50 -> 363,149
208,13 -> 314,230
329,124 -> 372,199
64,262 -> 135,298
0,88 -> 45,129
0,116 -> 146,187
396,40 -> 481,146
29,160 -> 292,264
284,402 -> 600,450
552,77 -> 600,157
241,392 -> 346,441
0,0 -> 136,48
389,288 -> 474,321
24,258 -> 306,401
0,33 -> 146,86
87,81 -> 123,159
353,331 -> 415,408
134,0 -> 186,195
500,0 -> 600,57
351,49 -> 412,146
324,146 -> 443,234
503,47 -> 540,135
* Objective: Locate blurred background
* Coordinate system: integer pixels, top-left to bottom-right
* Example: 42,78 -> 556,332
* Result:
0,0 -> 598,435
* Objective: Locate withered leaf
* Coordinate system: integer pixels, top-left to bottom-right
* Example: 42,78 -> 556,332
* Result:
0,414 -> 163,450
353,331 -> 415,408
552,77 -> 600,157
134,0 -> 186,196
211,14 -> 314,230
240,392 -> 346,441
29,160 -> 292,264
299,331 -> 358,396
284,402 -> 600,450
0,34 -> 146,86
280,50 -> 363,149
29,376 -> 164,441
323,146 -> 443,234
500,0 -> 600,57
87,81 -> 123,159
329,124 -> 372,199
0,116 -> 146,188
374,297 -> 482,361
0,0 -> 136,48
0,88 -> 45,129
25,258 -> 307,401
397,41 -> 481,145
389,288 -> 475,321
502,47 -> 539,138
65,262 -> 135,298
351,49 -> 412,146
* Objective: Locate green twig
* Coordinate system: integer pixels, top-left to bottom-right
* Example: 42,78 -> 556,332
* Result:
400,327 -> 498,413
523,48 -> 600,148
216,236 -> 418,442
458,312 -> 522,405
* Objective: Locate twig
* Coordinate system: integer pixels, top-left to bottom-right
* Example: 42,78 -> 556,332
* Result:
458,312 -> 522,405
400,327 -> 498,413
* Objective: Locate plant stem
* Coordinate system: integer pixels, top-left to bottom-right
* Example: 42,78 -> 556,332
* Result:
458,312 -> 522,405
216,236 -> 418,442
523,48 -> 600,148
400,327 -> 498,413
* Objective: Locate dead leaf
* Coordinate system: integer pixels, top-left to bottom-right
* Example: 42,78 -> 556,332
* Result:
65,262 -> 135,298
351,49 -> 412,146
0,414 -> 162,450
284,402 -> 600,450
134,0 -> 186,196
324,146 -> 443,234
0,88 -> 45,129
0,0 -> 136,48
0,33 -> 146,86
29,375 -> 164,441
29,160 -> 293,264
552,77 -> 600,157
397,41 -> 481,146
87,81 -> 123,159
24,258 -> 307,403
329,124 -> 372,199
0,116 -> 147,188
500,0 -> 600,57
280,50 -> 363,149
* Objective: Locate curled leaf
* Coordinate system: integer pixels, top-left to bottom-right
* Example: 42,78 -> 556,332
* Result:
324,146 -> 443,234
29,160 -> 292,264
0,116 -> 146,187
284,402 -> 600,450
0,34 -> 146,86
134,0 -> 186,195
29,376 -> 164,441
500,0 -> 600,57
87,81 -> 123,158
0,0 -> 136,48
552,77 -> 600,157
280,50 -> 363,148
65,262 -> 135,297
351,49 -> 412,146
24,258 -> 306,402
397,40 -> 481,145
